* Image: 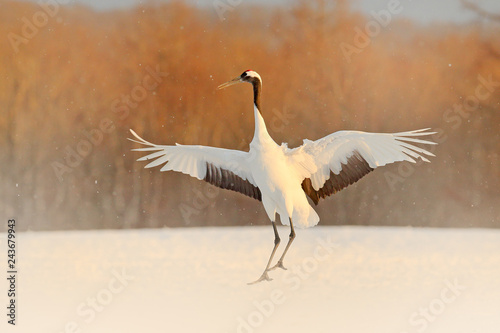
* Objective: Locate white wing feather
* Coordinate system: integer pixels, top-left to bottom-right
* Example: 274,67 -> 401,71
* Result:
289,129 -> 437,191
128,129 -> 258,187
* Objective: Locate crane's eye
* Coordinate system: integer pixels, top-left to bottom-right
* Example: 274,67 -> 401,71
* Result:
241,71 -> 248,78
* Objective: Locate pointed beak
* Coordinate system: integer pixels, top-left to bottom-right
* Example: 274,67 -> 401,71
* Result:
217,76 -> 242,90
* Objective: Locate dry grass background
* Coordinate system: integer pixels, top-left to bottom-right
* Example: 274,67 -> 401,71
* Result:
0,0 -> 499,230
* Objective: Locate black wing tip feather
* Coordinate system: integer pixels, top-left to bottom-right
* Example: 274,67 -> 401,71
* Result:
302,150 -> 373,205
204,163 -> 262,202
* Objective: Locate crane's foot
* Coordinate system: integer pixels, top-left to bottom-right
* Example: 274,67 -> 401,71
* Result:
248,271 -> 273,285
269,260 -> 287,271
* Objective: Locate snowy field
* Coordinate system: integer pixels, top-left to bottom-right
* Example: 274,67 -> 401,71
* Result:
1,226 -> 500,333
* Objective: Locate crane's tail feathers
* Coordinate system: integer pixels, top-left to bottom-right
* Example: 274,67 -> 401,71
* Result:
128,130 -> 185,170
128,129 -> 166,154
394,136 -> 437,146
392,128 -> 436,136
398,142 -> 433,160
128,129 -> 157,147
392,129 -> 437,163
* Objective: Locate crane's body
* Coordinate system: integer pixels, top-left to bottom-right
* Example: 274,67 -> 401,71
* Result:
249,104 -> 319,228
129,70 -> 437,283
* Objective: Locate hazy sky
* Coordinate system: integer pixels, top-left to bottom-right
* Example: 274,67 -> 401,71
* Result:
17,0 -> 500,24
354,0 -> 500,23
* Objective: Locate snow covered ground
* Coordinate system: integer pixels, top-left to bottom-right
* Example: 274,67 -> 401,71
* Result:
1,226 -> 500,333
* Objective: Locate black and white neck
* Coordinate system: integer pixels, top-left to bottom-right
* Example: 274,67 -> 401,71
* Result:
216,69 -> 274,145
240,70 -> 262,112
241,71 -> 273,145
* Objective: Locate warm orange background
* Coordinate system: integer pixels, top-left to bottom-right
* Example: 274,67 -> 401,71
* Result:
1,0 -> 499,230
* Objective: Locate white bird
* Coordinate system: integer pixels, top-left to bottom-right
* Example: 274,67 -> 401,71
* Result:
129,70 -> 437,284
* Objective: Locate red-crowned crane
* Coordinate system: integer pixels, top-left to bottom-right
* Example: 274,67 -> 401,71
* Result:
129,70 -> 436,284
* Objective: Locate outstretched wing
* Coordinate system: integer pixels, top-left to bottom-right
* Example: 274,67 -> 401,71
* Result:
128,129 -> 262,201
288,129 -> 437,205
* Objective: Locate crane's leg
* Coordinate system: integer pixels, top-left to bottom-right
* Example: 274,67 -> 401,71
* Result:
248,221 -> 281,285
270,218 -> 295,271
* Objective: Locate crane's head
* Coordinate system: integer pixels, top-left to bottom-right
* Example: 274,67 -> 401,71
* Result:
217,70 -> 262,90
